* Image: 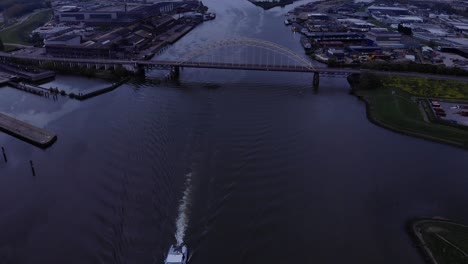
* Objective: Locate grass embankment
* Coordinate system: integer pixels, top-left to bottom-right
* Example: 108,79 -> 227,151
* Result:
351,75 -> 468,148
0,9 -> 52,45
3,45 -> 20,52
411,220 -> 468,264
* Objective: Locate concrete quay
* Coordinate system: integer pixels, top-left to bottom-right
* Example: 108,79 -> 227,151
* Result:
0,63 -> 55,82
0,113 -> 57,148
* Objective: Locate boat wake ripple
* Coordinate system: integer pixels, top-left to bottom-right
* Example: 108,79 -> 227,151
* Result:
175,171 -> 193,246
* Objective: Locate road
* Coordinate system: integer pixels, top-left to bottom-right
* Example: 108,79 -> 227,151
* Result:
3,43 -> 32,48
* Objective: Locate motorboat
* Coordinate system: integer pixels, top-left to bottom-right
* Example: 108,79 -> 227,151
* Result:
165,245 -> 188,264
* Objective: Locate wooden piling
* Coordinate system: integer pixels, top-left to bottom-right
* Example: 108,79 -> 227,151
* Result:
1,147 -> 6,162
30,160 -> 36,176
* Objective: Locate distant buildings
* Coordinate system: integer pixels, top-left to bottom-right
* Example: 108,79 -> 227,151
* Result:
56,2 -> 176,25
33,0 -> 209,59
366,30 -> 404,48
32,26 -> 72,39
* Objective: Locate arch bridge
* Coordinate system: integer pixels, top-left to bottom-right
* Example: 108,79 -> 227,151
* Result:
0,38 -> 361,88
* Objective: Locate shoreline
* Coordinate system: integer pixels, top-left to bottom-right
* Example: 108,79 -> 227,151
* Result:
347,75 -> 468,150
354,92 -> 467,150
407,218 -> 468,264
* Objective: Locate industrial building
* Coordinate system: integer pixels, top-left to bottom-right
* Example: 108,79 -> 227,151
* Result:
55,2 -> 192,25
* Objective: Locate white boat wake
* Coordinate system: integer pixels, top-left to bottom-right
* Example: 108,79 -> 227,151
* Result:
175,172 -> 193,246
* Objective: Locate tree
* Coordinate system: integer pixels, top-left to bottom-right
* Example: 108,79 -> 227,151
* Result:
398,24 -> 412,36
359,72 -> 382,90
0,38 -> 4,51
30,33 -> 43,47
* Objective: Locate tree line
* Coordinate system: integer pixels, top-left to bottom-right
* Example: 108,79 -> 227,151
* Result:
362,62 -> 468,77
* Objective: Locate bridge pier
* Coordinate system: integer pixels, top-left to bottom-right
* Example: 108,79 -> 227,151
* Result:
313,72 -> 319,90
169,66 -> 180,80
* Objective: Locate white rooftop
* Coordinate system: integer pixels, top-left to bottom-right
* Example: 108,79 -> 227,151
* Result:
166,254 -> 183,263
368,5 -> 409,11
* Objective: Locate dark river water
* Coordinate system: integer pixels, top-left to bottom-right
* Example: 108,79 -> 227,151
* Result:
1,0 -> 468,264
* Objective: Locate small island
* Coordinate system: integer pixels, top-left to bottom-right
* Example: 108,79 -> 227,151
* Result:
248,0 -> 297,10
409,219 -> 468,264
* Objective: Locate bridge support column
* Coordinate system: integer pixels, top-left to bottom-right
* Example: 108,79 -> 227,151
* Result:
313,72 -> 319,90
136,64 -> 145,76
170,66 -> 180,80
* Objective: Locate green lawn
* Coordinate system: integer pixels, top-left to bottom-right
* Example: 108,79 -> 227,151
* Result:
0,9 -> 52,45
414,220 -> 468,264
356,87 -> 468,147
3,44 -> 20,52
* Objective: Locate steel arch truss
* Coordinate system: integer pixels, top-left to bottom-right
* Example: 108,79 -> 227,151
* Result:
176,37 -> 316,71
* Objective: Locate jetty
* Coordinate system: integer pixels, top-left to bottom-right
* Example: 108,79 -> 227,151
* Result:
0,63 -> 55,82
0,113 -> 57,148
0,72 -> 17,86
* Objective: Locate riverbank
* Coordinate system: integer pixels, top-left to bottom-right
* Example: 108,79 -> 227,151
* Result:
409,218 -> 468,264
35,61 -> 134,81
348,74 -> 468,149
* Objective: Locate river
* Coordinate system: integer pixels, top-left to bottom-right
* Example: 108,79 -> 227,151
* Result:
0,0 -> 468,263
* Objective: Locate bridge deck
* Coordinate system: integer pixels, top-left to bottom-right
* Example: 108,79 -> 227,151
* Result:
1,53 -> 468,82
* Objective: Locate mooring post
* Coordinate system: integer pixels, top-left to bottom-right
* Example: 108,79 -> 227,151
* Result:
169,66 -> 180,80
2,147 -> 7,163
30,160 -> 36,176
313,72 -> 320,90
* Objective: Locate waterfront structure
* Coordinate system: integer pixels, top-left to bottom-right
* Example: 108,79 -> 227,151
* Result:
366,31 -> 404,48
0,113 -> 57,148
45,15 -> 183,59
32,26 -> 72,39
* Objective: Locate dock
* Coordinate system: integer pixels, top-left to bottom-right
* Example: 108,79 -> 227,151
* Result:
0,63 -> 55,82
7,81 -> 51,96
0,113 -> 57,148
0,72 -> 17,86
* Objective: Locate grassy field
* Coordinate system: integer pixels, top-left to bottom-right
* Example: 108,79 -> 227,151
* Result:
413,220 -> 468,264
355,86 -> 468,148
0,9 -> 51,45
3,45 -> 21,52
